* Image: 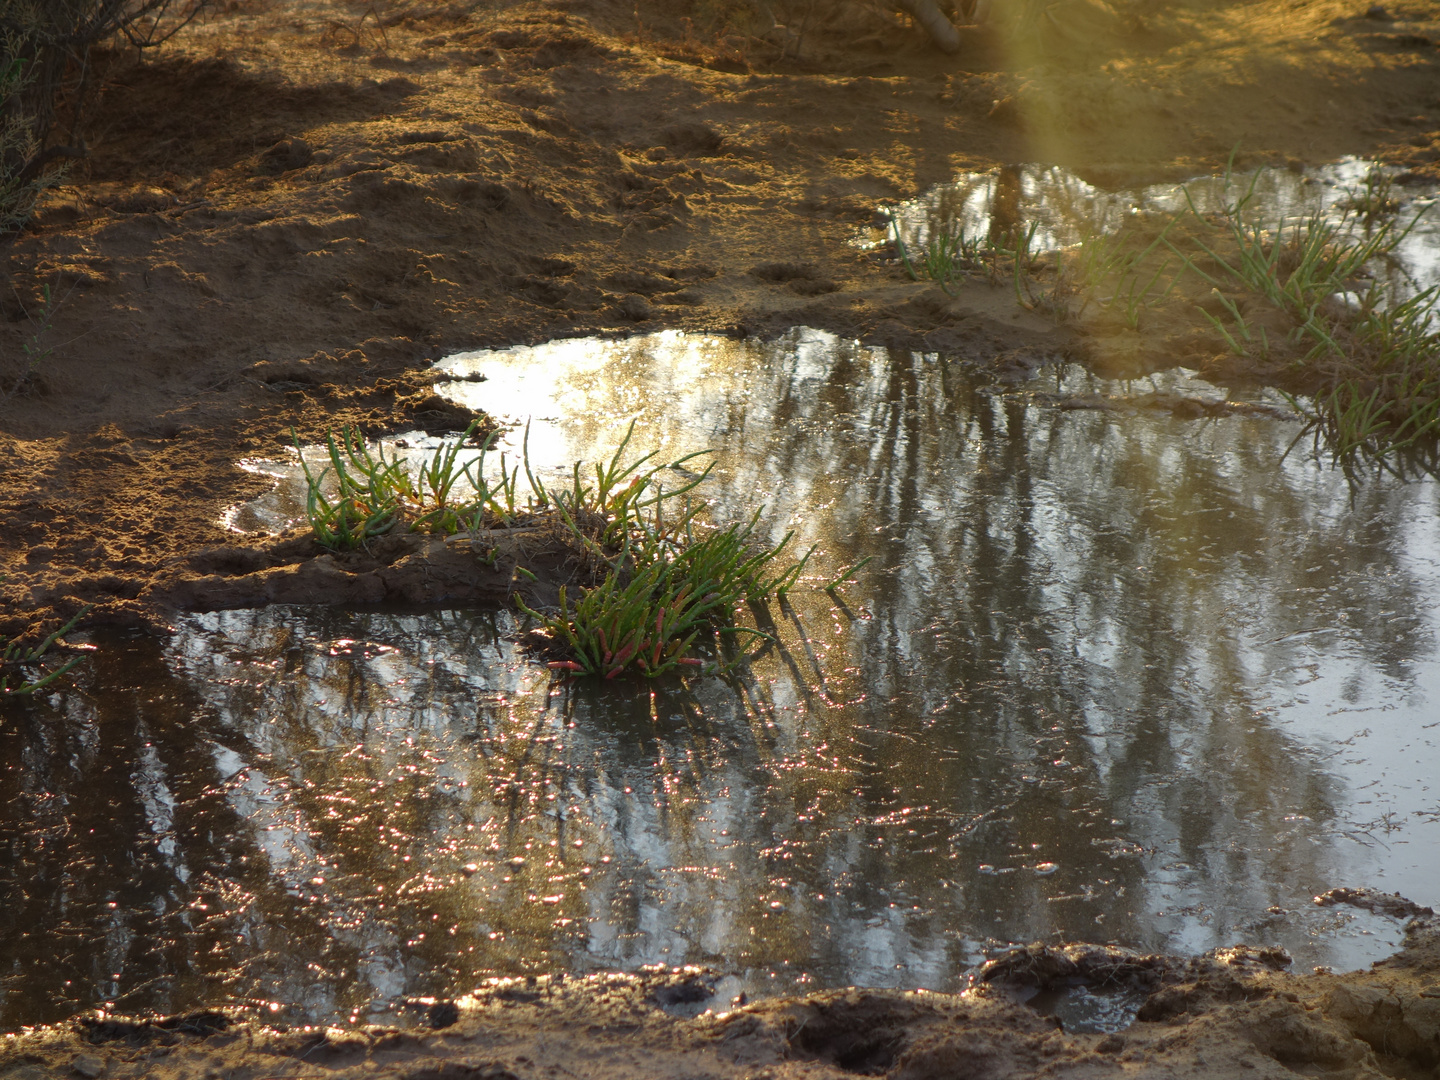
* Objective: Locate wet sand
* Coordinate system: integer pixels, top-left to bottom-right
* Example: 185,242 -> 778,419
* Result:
3,925 -> 1440,1078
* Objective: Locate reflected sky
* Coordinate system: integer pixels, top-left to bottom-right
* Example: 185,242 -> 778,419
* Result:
3,329 -> 1439,1031
872,159 -> 1440,301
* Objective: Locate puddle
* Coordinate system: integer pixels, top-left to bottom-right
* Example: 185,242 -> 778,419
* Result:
6,328 -> 1440,1031
1028,984 -> 1152,1035
870,159 -> 1440,298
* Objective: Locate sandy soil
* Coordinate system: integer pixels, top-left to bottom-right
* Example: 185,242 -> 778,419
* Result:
2,920 -> 1439,1079
5,0 -> 1440,1073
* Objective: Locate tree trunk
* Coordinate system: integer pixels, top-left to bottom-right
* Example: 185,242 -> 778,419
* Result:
898,0 -> 962,53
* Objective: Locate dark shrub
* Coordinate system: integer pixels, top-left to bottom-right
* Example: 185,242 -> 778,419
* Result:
0,0 -> 207,231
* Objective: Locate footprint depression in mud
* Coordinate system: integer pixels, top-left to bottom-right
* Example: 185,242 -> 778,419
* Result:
4,328 -> 1439,1030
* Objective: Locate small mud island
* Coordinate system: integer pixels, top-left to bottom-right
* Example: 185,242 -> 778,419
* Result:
4,1 -> 1440,1077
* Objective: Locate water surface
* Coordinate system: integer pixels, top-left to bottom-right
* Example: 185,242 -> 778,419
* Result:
4,329 -> 1438,1031
874,159 -> 1440,300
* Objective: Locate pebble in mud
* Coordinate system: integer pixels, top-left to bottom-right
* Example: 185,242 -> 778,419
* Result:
71,1055 -> 105,1079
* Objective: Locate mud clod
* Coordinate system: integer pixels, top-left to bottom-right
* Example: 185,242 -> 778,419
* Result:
427,1002 -> 461,1030
978,942 -> 1174,992
259,138 -> 314,174
785,994 -> 916,1073
1315,887 -> 1437,921
660,122 -> 724,156
1325,981 -> 1440,1072
616,292 -> 655,321
400,1066 -> 521,1080
647,973 -> 717,1011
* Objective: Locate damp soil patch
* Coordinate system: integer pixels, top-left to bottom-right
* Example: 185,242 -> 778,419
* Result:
168,518 -> 567,613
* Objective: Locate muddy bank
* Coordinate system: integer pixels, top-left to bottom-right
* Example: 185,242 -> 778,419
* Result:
2,919 -> 1438,1079
158,515 -> 592,617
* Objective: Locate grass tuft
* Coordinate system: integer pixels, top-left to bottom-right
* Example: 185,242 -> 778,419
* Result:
295,419 -> 816,678
518,420 -> 807,678
2,603 -> 92,698
1157,161 -> 1437,461
294,418 -> 520,550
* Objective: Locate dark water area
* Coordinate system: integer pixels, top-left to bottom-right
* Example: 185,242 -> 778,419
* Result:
4,329 -> 1439,1032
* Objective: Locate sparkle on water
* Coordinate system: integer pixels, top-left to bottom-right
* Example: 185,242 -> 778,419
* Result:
4,325 -> 1439,1033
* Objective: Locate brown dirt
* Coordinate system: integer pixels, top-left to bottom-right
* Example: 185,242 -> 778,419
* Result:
4,0 -> 1440,1071
2,922 -> 1439,1079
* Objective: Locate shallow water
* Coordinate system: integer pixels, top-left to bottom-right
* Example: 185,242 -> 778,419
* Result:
5,328 -> 1440,1031
874,158 -> 1440,299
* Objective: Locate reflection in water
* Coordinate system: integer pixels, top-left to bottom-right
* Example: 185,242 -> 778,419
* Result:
876,159 -> 1440,300
4,329 -> 1440,1031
